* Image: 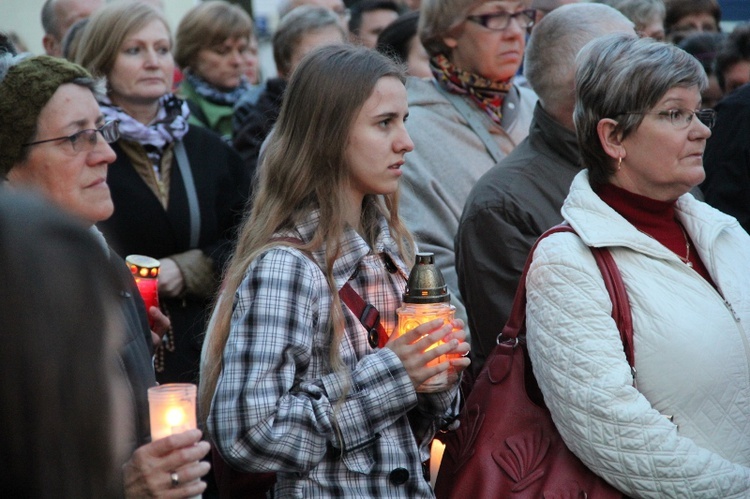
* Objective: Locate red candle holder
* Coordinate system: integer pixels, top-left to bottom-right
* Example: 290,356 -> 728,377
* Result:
126,255 -> 160,327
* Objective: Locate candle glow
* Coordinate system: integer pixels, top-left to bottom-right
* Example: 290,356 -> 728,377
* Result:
148,383 -> 197,442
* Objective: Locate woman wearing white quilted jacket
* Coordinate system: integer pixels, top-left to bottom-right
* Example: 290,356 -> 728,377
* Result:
525,34 -> 750,498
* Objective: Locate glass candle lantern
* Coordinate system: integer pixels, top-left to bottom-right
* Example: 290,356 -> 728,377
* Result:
147,383 -> 197,441
396,253 -> 457,392
126,254 -> 160,327
147,384 -> 201,498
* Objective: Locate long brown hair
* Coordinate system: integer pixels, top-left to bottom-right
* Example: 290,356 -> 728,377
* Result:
199,45 -> 414,422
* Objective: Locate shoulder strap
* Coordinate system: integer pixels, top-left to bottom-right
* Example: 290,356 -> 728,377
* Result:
501,224 -> 634,367
173,140 -> 201,248
432,80 -> 505,164
339,282 -> 389,349
269,237 -> 388,349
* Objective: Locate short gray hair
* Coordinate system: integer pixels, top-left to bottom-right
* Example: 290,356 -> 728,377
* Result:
273,6 -> 345,78
594,0 -> 665,31
574,34 -> 707,185
525,3 -> 633,109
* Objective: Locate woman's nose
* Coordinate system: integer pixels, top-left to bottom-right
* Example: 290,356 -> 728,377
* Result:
396,125 -> 414,153
90,138 -> 117,165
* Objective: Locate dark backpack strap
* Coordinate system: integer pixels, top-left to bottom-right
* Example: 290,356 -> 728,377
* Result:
269,237 -> 388,349
500,224 -> 634,367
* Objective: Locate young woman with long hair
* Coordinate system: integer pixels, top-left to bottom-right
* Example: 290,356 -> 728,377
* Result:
201,44 -> 470,496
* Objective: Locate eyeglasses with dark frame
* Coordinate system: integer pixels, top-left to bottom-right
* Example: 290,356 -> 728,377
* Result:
466,9 -> 537,32
617,108 -> 716,130
22,120 -> 121,153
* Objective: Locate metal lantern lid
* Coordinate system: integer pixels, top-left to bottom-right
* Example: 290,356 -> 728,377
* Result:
402,252 -> 451,304
126,254 -> 161,279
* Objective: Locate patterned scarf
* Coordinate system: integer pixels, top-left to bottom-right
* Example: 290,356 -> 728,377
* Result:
184,70 -> 250,106
99,93 -> 190,174
430,53 -> 513,125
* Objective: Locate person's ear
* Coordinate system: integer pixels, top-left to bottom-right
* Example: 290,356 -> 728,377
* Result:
442,36 -> 458,49
42,34 -> 61,57
442,22 -> 465,50
597,117 -> 625,161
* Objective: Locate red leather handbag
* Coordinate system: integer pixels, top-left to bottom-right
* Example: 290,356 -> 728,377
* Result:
434,225 -> 633,499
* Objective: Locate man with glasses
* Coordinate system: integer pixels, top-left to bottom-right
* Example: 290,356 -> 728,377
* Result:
0,54 -> 211,498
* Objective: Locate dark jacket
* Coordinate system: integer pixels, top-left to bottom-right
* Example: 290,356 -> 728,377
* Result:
99,125 -> 250,385
232,77 -> 287,171
702,83 -> 750,234
456,103 -> 581,375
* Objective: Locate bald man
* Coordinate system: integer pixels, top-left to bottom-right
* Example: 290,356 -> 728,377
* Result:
41,0 -> 103,56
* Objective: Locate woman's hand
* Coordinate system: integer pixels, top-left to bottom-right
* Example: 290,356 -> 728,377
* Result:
445,320 -> 471,375
158,258 -> 185,298
386,319 -> 470,390
148,306 -> 170,348
123,429 -> 211,498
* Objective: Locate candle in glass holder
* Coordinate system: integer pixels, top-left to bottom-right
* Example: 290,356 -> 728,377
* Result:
147,383 -> 197,441
126,255 -> 160,327
396,252 -> 457,392
148,384 -> 200,497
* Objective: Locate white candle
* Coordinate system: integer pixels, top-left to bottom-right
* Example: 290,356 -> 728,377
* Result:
148,384 -> 202,498
148,383 -> 197,441
430,438 -> 446,489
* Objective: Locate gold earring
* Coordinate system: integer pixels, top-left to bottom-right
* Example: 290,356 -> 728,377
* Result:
617,156 -> 622,171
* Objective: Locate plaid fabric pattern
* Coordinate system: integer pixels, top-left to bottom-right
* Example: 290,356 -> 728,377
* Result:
209,210 -> 460,497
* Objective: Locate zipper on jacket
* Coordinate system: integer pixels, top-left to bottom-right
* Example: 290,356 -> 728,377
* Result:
723,298 -> 741,323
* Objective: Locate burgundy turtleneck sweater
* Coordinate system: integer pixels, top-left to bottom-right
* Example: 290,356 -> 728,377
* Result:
596,183 -> 715,287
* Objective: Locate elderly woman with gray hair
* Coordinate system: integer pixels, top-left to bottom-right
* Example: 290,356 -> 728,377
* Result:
399,0 -> 537,328
0,53 -> 211,498
525,34 -> 750,497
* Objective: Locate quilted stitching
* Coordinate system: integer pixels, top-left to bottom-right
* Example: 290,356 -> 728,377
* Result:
524,172 -> 750,498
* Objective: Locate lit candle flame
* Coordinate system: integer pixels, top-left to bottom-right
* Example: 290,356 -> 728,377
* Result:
165,407 -> 186,428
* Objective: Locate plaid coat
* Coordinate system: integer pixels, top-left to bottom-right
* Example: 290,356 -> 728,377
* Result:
208,210 -> 460,497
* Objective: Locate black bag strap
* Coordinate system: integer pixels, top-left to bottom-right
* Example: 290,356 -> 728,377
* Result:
500,224 -> 634,367
269,237 -> 387,349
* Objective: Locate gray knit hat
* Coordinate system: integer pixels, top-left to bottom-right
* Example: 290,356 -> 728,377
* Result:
0,55 -> 92,176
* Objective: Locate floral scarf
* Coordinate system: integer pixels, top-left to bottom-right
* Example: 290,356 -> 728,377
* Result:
184,70 -> 250,107
430,53 -> 513,125
99,93 -> 190,176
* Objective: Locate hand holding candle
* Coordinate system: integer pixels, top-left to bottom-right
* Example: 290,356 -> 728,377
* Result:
395,253 -> 465,392
147,383 -> 203,498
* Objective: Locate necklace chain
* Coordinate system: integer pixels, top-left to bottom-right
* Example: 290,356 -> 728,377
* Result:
636,221 -> 693,268
676,222 -> 693,268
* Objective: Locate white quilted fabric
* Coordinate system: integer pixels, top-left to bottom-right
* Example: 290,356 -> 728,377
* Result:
525,171 -> 750,498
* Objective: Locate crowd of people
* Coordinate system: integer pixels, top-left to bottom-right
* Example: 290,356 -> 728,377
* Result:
2,0 -> 750,497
